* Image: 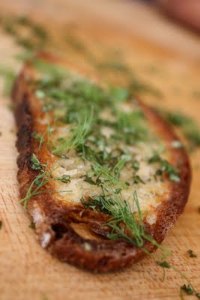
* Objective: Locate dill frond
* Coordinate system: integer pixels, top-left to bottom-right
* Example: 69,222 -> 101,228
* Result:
160,110 -> 200,150
83,191 -> 146,248
90,160 -> 128,190
149,153 -> 180,182
106,192 -> 145,247
30,153 -> 44,170
20,172 -> 48,208
20,155 -> 49,208
32,131 -> 44,150
55,174 -> 71,184
113,110 -> 149,144
52,109 -> 94,156
113,157 -> 129,176
34,59 -> 67,83
0,66 -> 16,96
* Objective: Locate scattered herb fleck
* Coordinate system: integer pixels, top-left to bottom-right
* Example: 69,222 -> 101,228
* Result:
181,284 -> 194,295
156,261 -> 171,268
187,249 -> 197,258
32,132 -> 44,149
133,175 -> 145,184
0,66 -> 16,96
149,153 -> 180,182
82,191 -> 159,249
29,221 -> 36,229
0,15 -> 49,51
53,110 -> 93,156
56,175 -> 71,184
161,110 -> 200,150
20,172 -> 49,208
30,154 -> 43,170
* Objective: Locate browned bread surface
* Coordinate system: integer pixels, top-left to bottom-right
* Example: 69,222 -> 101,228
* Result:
12,54 -> 191,272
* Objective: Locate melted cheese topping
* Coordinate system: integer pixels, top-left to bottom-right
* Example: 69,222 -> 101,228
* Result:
50,143 -> 169,218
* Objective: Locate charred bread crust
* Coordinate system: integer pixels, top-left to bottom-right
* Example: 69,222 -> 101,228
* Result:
12,57 -> 191,272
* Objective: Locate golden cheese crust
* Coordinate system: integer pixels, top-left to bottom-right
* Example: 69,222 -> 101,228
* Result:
12,55 -> 191,272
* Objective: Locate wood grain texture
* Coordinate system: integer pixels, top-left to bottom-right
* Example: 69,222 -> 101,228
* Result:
0,1 -> 200,299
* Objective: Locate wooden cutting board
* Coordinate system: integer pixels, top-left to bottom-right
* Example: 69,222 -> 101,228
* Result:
0,1 -> 200,300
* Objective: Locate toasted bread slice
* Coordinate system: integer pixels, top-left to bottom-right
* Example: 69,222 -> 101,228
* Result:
12,54 -> 191,272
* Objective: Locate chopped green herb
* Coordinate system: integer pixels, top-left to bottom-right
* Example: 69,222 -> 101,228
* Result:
30,154 -> 43,170
156,260 -> 171,281
56,175 -> 71,184
132,160 -> 140,171
149,153 -> 180,182
113,110 -> 149,144
186,130 -> 200,149
32,132 -> 44,149
161,110 -> 200,150
109,86 -> 129,102
148,153 -> 161,164
156,261 -> 171,268
0,16 -> 49,51
159,160 -> 180,182
128,77 -> 162,98
29,221 -> 36,229
88,161 -> 127,190
0,65 -> 16,96
81,195 -> 114,214
53,110 -> 93,156
133,175 -> 145,184
84,175 -> 96,185
165,111 -> 189,126
187,249 -> 197,258
82,191 -> 156,249
181,284 -> 194,295
180,284 -> 200,299
20,171 -> 48,208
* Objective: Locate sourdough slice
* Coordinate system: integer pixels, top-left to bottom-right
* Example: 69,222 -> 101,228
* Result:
12,54 -> 191,272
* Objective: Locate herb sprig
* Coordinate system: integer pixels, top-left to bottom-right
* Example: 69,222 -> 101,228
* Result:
187,249 -> 197,258
20,171 -> 49,208
0,15 -> 49,51
180,284 -> 200,299
20,154 -> 49,208
32,131 -> 44,150
87,160 -> 128,190
149,153 -> 180,182
161,110 -> 200,151
0,66 -> 16,96
82,191 -> 147,247
52,109 -> 94,156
